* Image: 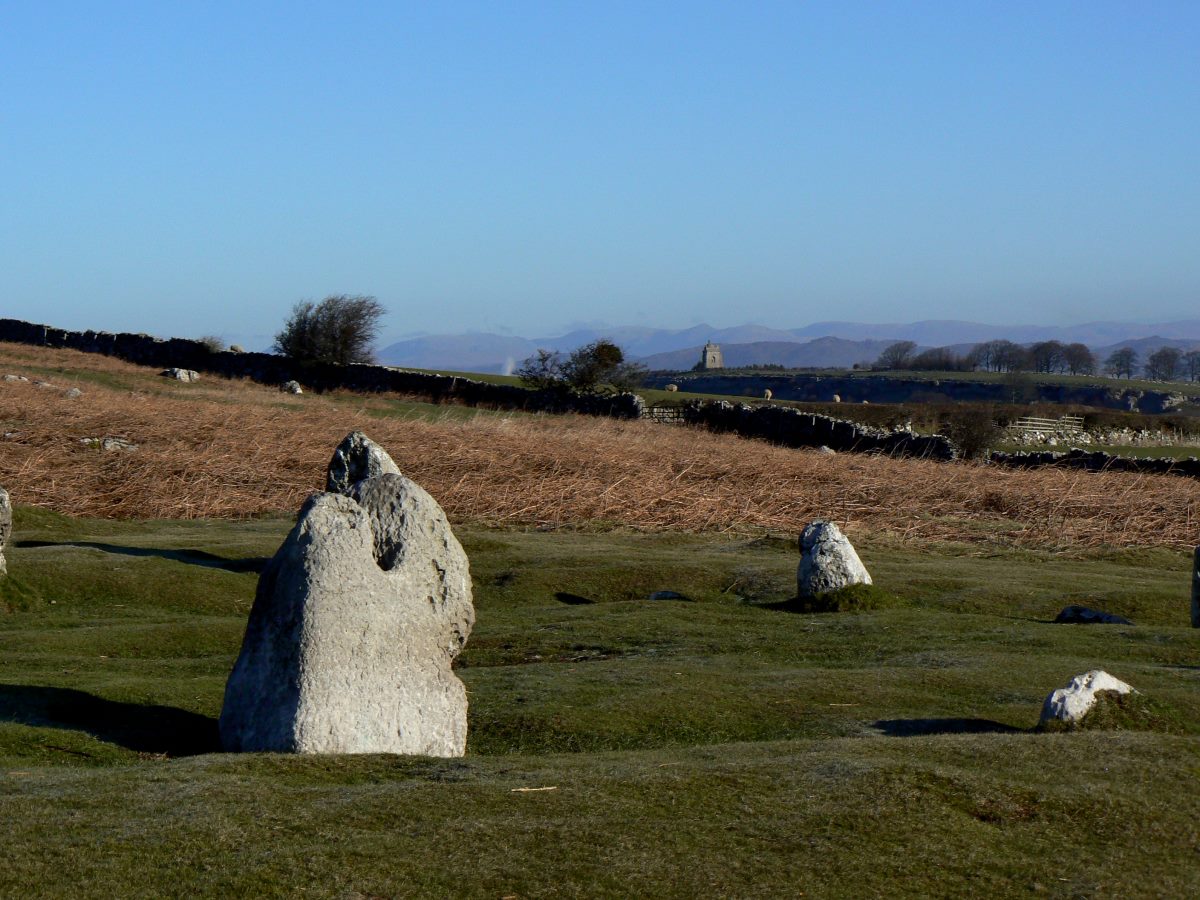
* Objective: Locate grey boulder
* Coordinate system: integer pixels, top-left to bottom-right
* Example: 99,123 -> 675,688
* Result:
797,520 -> 871,598
161,368 -> 200,382
327,431 -> 401,495
219,472 -> 474,756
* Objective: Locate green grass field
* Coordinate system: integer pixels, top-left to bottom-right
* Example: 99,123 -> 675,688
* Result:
1,506 -> 1198,896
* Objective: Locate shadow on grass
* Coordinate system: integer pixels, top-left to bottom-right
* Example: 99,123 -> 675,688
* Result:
554,592 -> 595,605
15,540 -> 268,573
0,684 -> 220,756
873,718 -> 1025,737
757,598 -> 810,613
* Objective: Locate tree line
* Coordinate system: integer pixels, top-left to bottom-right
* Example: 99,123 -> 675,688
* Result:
874,339 -> 1200,382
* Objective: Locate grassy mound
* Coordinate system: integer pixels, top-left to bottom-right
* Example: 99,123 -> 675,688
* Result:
1040,690 -> 1187,735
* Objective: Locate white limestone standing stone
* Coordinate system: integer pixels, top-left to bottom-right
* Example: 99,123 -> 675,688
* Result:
797,520 -> 872,598
0,485 -> 11,576
1039,670 -> 1135,727
219,472 -> 475,756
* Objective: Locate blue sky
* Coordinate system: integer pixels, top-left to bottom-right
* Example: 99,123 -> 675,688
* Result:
2,2 -> 1197,347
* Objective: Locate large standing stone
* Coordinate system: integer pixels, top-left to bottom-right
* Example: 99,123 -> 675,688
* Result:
0,486 -> 10,576
326,431 -> 401,495
1192,546 -> 1199,628
1040,670 -> 1135,727
219,470 -> 474,756
797,520 -> 871,598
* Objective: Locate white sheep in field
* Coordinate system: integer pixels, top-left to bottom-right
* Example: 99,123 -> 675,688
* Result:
762,389 -> 773,400
665,383 -> 679,392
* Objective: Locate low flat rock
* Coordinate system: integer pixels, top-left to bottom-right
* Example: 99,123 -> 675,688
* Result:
797,520 -> 871,598
160,368 -> 200,382
219,471 -> 474,756
0,485 -> 10,575
1054,605 -> 1133,625
327,431 -> 401,495
1040,669 -> 1135,726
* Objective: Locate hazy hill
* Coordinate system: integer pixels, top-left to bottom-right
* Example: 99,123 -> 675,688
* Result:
377,319 -> 1200,375
638,337 -> 896,371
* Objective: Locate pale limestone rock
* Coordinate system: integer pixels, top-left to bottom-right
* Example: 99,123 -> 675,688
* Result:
797,520 -> 871,598
161,368 -> 200,382
0,486 -> 10,576
326,431 -> 401,495
281,380 -> 303,394
219,471 -> 474,756
1040,670 -> 1135,726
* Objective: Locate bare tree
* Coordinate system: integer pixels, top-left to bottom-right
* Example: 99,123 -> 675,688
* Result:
994,341 -> 1030,372
514,348 -> 564,390
1184,350 -> 1200,383
1062,342 -> 1096,375
875,341 -> 917,369
517,339 -> 644,394
273,295 -> 385,365
1104,347 -> 1138,379
909,347 -> 965,371
1029,340 -> 1066,374
1144,346 -> 1182,382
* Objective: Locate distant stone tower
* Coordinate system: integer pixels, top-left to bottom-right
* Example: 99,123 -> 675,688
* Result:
699,341 -> 724,370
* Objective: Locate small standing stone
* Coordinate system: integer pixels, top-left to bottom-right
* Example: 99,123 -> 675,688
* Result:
0,486 -> 10,576
281,380 -> 303,394
797,520 -> 872,598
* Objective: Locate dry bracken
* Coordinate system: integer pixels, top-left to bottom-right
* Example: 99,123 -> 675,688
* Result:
2,342 -> 1199,550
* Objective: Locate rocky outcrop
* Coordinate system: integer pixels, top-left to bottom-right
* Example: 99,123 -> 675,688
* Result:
326,431 -> 402,495
797,520 -> 872,598
219,470 -> 474,756
281,380 -> 303,394
0,486 -> 10,576
161,368 -> 200,382
1040,670 -> 1135,727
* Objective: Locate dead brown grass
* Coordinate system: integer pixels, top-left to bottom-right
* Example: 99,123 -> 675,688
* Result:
2,343 -> 1199,549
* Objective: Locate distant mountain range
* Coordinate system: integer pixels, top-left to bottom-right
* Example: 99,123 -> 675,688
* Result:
377,319 -> 1200,374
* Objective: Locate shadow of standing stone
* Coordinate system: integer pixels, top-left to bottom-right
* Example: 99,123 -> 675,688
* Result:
0,684 -> 219,756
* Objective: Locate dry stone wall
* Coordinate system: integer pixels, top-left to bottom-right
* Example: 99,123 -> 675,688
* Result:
681,400 -> 957,460
990,448 -> 1200,480
0,318 -> 643,419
